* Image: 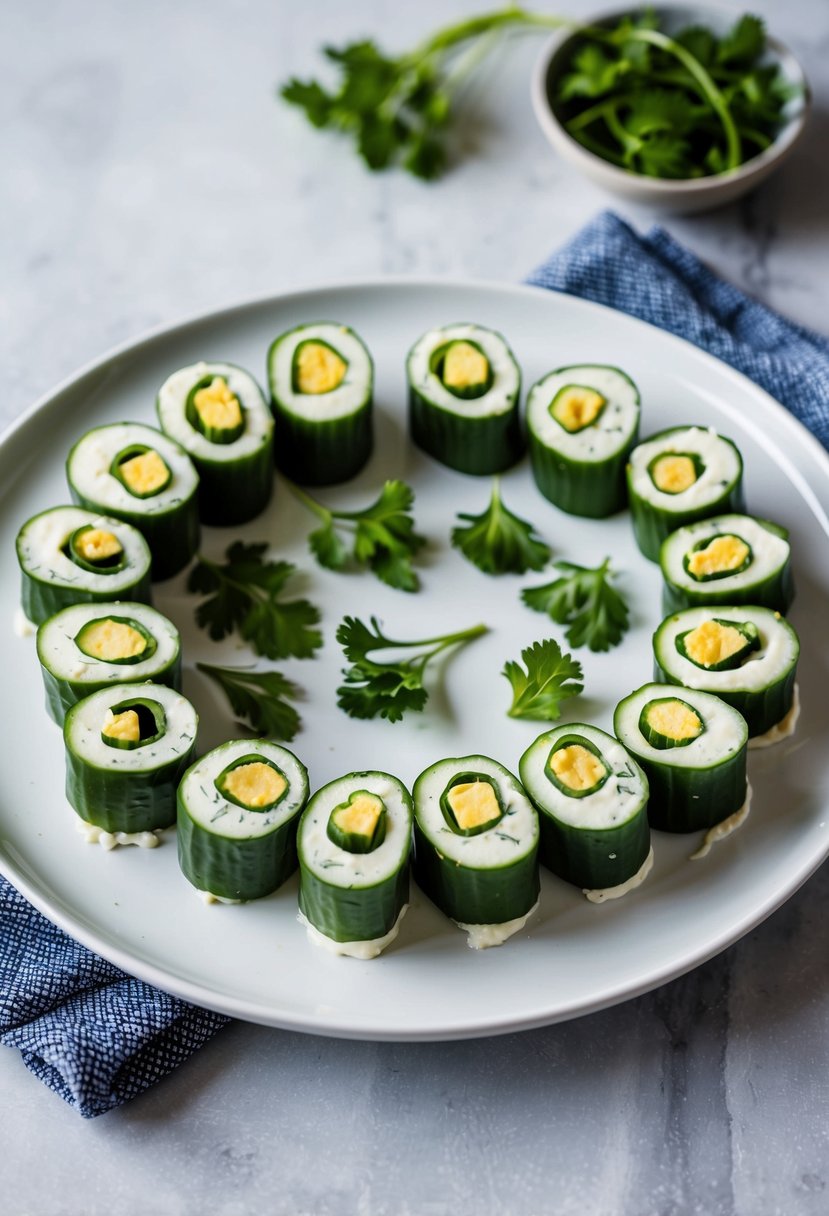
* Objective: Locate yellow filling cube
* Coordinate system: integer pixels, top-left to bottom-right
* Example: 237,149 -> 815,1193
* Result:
551,385 -> 607,432
446,780 -> 501,831
75,528 -> 123,563
652,454 -> 699,494
295,342 -> 347,395
548,743 -> 607,791
647,699 -> 703,742
102,708 -> 141,743
192,377 -> 243,432
118,449 -> 169,497
79,619 -> 147,661
222,762 -> 287,809
687,535 -> 750,579
331,792 -> 385,838
441,342 -> 490,391
683,620 -> 747,667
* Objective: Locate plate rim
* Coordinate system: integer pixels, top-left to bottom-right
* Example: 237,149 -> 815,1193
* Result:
2,275 -> 828,1041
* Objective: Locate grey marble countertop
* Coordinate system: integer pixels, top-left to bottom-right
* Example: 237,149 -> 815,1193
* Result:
2,1 -> 829,1212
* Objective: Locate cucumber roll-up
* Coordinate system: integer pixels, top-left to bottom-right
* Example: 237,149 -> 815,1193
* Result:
64,682 -> 198,846
156,361 -> 274,526
178,739 -> 309,903
627,426 -> 744,561
407,323 -> 522,475
37,601 -> 181,725
66,422 -> 200,580
297,771 -> 412,959
526,365 -> 640,518
653,605 -> 800,746
614,683 -> 749,837
660,514 -> 794,616
413,755 -> 539,948
267,322 -> 373,485
16,505 -> 152,626
519,725 -> 652,902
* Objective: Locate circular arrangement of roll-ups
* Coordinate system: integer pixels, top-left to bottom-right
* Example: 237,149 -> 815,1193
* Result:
12,313 -> 806,964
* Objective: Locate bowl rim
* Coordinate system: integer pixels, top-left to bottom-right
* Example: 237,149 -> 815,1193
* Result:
531,5 -> 812,195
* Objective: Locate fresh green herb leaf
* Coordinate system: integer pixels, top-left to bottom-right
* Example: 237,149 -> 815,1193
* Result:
291,479 -> 426,591
717,15 -> 765,66
188,541 -> 322,660
336,614 -> 487,723
502,638 -> 584,721
522,557 -> 629,652
557,44 -> 626,100
451,477 -> 551,575
197,663 -> 301,741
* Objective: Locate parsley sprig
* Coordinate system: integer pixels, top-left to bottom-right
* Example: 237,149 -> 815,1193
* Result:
188,541 -> 322,660
281,9 -> 791,180
452,478 -> 551,575
503,638 -> 584,721
522,558 -> 629,652
290,479 -> 426,592
336,615 -> 488,722
197,663 -> 302,741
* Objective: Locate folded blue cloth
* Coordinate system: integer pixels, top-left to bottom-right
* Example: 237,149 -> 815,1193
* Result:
527,211 -> 829,451
0,877 -> 229,1117
3,210 -> 827,1120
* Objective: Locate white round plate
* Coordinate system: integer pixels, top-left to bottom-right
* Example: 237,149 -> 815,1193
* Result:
2,280 -> 828,1040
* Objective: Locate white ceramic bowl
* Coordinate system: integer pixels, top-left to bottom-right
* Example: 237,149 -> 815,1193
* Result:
532,5 -> 811,213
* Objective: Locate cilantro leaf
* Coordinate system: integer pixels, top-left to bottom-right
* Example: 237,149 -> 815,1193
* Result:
558,44 -> 625,100
336,615 -> 487,723
451,478 -> 550,576
502,638 -> 583,722
292,479 -> 426,592
188,542 -> 322,660
717,15 -> 765,66
521,558 -> 630,653
623,89 -> 694,138
197,663 -> 301,741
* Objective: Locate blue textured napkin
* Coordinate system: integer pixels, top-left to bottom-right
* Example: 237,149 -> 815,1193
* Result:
0,878 -> 229,1117
527,211 -> 829,451
3,210 -> 828,1122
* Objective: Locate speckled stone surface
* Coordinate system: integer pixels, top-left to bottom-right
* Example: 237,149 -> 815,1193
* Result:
2,1 -> 829,1212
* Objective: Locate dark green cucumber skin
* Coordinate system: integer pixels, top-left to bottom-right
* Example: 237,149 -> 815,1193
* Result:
413,821 -> 539,925
629,474 -> 744,562
299,863 -> 409,943
653,659 -> 796,739
65,745 -> 195,833
41,652 -> 182,727
660,562 -> 795,617
191,446 -> 274,526
177,803 -> 301,901
614,738 -> 748,833
272,400 -> 372,485
532,800 -> 650,890
409,387 -> 524,476
67,488 -> 200,582
20,567 -> 153,628
529,432 -> 636,518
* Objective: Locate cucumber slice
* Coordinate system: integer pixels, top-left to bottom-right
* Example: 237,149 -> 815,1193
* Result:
297,771 -> 412,957
66,423 -> 200,581
627,427 -> 744,561
178,740 -> 309,902
268,322 -> 373,485
660,514 -> 793,615
64,682 -> 197,834
519,724 -> 650,893
16,505 -> 152,626
156,361 -> 274,526
407,323 -> 522,475
413,755 -> 539,946
526,364 -> 640,518
614,683 -> 748,834
37,601 -> 181,725
653,605 -> 799,740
